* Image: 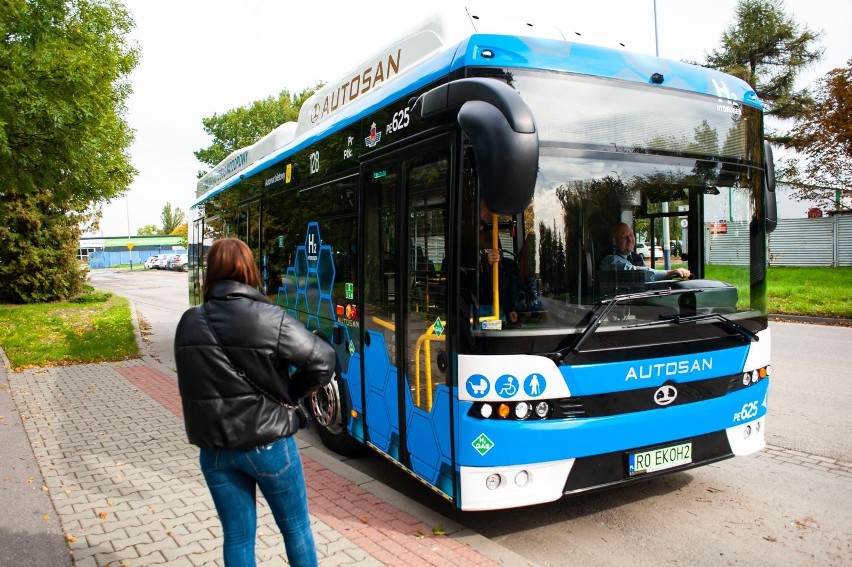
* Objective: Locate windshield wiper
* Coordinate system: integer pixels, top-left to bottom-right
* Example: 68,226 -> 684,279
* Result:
554,288 -> 700,362
625,312 -> 759,343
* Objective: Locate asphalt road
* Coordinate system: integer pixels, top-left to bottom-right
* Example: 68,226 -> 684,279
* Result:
90,267 -> 852,567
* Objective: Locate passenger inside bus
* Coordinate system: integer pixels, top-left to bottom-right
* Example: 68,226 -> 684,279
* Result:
599,222 -> 691,282
478,197 -> 519,324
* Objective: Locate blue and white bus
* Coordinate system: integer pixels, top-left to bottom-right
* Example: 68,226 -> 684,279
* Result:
188,8 -> 775,511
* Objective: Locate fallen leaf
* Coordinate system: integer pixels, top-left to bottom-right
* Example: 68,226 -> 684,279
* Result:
414,531 -> 425,539
360,516 -> 369,524
65,534 -> 76,542
98,512 -> 108,520
763,535 -> 778,542
43,515 -> 50,521
432,524 -> 446,536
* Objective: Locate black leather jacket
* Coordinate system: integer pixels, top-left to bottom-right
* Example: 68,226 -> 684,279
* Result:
173,280 -> 335,449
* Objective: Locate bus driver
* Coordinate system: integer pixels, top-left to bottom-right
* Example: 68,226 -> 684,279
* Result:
599,222 -> 691,282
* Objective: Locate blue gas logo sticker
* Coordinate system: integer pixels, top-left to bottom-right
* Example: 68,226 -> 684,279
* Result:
523,373 -> 545,397
466,374 -> 489,398
495,374 -> 519,398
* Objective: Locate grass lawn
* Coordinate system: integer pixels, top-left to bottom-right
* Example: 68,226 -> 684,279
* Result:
766,266 -> 852,318
0,286 -> 138,370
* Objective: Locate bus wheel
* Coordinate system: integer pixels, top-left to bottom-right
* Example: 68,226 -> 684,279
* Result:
310,374 -> 362,456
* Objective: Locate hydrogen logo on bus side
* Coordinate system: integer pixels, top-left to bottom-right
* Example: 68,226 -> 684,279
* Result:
305,223 -> 321,267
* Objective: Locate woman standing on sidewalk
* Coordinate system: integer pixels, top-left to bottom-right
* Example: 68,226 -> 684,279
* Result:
174,238 -> 335,567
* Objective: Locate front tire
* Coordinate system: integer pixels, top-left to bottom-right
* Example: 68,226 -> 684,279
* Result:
310,373 -> 363,456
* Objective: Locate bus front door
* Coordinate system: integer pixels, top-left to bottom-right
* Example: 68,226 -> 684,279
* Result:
361,144 -> 454,500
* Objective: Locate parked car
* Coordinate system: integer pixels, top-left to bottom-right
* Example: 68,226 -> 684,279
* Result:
168,253 -> 188,272
156,254 -> 176,269
635,242 -> 663,261
143,254 -> 163,269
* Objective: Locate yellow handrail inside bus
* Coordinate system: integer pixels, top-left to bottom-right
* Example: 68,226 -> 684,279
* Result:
491,212 -> 500,319
371,316 -> 396,332
480,212 -> 500,323
414,319 -> 446,411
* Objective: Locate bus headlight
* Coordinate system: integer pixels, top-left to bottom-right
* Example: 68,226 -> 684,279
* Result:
534,401 -> 550,418
514,470 -> 530,487
486,474 -> 501,490
514,402 -> 531,420
742,372 -> 751,386
479,404 -> 493,419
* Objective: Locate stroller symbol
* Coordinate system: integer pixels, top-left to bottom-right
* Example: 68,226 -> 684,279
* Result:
466,375 -> 489,398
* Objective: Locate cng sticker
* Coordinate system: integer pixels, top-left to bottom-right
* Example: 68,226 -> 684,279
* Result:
472,433 -> 494,456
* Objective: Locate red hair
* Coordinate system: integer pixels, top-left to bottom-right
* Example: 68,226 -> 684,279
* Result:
203,238 -> 261,300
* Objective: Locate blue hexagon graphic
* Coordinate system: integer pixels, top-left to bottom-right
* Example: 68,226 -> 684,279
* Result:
317,296 -> 334,322
430,386 -> 453,463
366,388 -> 392,453
316,246 -> 336,296
295,247 -> 308,290
283,222 -> 338,336
408,411 -> 441,484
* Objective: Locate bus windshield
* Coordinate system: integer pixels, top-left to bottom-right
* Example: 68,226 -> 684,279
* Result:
463,70 -> 767,339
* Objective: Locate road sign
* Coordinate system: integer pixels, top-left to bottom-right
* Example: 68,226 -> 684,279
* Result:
126,242 -> 134,251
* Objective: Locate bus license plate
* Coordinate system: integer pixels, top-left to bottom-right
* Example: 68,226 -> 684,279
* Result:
628,442 -> 692,476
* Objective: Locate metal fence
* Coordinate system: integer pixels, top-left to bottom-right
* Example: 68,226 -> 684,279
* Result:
704,215 -> 852,267
767,216 -> 852,267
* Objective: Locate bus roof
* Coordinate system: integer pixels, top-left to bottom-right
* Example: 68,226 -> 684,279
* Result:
193,8 -> 759,208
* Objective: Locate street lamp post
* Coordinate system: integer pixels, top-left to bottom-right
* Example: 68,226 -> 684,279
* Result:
126,195 -> 134,270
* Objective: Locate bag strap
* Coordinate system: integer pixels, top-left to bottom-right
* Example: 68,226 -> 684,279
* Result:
200,304 -> 297,410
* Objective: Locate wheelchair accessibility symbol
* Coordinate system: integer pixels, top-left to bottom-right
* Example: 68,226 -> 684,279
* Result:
465,374 -> 489,398
495,375 -> 518,398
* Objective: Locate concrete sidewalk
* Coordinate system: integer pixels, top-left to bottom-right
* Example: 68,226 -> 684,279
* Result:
0,347 -> 536,566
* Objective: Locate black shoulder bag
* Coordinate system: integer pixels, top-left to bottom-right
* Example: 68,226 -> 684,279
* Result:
201,304 -> 310,429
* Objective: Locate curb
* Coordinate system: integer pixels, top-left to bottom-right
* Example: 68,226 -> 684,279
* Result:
769,313 -> 852,326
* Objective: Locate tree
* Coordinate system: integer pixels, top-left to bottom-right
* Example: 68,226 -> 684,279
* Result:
0,0 -> 138,303
137,224 -> 160,236
160,203 -> 185,235
170,222 -> 188,248
781,60 -> 852,211
195,88 -> 318,171
703,0 -> 823,133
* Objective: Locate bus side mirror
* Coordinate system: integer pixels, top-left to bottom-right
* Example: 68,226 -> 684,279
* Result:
764,141 -> 778,234
411,78 -> 539,215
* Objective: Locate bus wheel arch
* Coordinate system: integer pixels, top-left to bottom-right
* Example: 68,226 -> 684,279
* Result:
310,372 -> 362,455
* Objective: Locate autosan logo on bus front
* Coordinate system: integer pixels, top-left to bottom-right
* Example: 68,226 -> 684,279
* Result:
625,357 -> 713,381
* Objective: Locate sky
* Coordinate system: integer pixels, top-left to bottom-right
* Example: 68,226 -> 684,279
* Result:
87,0 -> 852,237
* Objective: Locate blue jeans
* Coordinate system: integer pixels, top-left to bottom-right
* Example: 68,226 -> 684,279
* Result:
200,436 -> 317,567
